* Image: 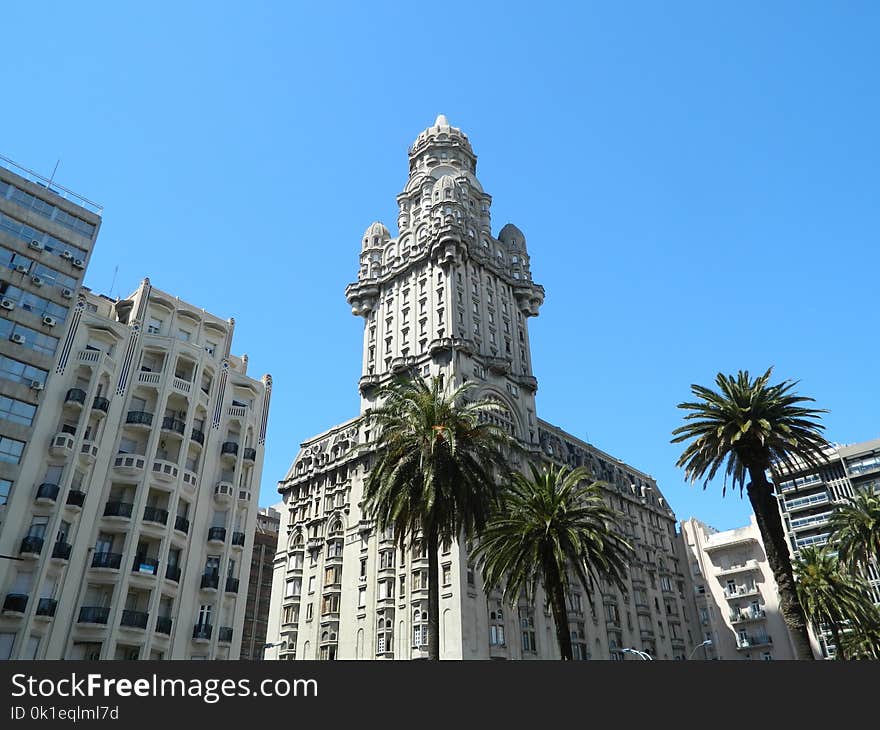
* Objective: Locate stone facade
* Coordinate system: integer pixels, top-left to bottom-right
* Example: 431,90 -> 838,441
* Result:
266,116 -> 699,660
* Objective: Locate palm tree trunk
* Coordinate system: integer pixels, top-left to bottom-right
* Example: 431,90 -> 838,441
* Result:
545,563 -> 573,660
746,467 -> 815,660
427,527 -> 440,660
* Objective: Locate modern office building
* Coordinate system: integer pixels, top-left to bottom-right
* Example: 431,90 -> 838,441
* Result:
240,505 -> 280,660
0,278 -> 271,659
774,437 -> 880,657
0,154 -> 102,526
266,116 -> 699,660
679,516 -> 796,660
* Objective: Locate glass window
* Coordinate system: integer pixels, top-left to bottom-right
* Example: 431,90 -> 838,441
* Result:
0,436 -> 25,464
0,395 -> 36,426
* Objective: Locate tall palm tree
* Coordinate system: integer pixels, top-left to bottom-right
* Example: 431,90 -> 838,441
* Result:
671,367 -> 830,660
471,463 -> 632,660
792,546 -> 879,659
829,488 -> 880,576
361,375 -> 513,660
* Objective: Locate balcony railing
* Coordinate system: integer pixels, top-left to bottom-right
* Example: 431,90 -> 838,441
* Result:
218,627 -> 233,643
113,454 -> 146,473
193,624 -> 213,640
120,610 -> 149,629
174,515 -> 190,534
35,482 -> 60,502
92,395 -> 110,413
231,531 -> 245,547
3,593 -> 28,613
66,489 -> 86,508
52,542 -> 72,560
207,526 -> 227,543
143,506 -> 168,525
151,459 -> 179,482
91,552 -> 122,570
225,577 -> 239,594
737,634 -> 773,649
221,441 -> 239,457
156,616 -> 173,635
243,447 -> 256,462
65,388 -> 87,406
200,572 -> 219,590
190,428 -> 205,446
78,606 -> 110,624
161,416 -> 186,435
36,598 -> 57,617
125,410 -> 154,426
20,535 -> 44,555
165,565 -> 181,583
103,501 -> 133,518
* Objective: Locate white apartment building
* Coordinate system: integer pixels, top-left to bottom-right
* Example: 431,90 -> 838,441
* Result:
0,278 -> 271,659
266,116 -> 700,660
680,516 -> 796,660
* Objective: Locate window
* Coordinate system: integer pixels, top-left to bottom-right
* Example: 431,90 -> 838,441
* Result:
285,578 -> 301,598
489,609 -> 505,646
147,318 -> 162,334
176,329 -> 191,342
308,576 -> 315,593
520,610 -> 537,652
305,603 -> 313,621
0,436 -> 25,464
412,610 -> 429,648
0,354 -> 47,387
0,478 -> 11,505
205,341 -> 218,356
442,564 -> 451,586
358,587 -> 366,608
0,395 -> 35,426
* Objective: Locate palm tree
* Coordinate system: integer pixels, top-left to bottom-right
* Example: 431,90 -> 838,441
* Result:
471,463 -> 632,660
829,488 -> 880,576
671,367 -> 830,659
792,546 -> 880,659
837,611 -> 880,660
361,375 -> 513,660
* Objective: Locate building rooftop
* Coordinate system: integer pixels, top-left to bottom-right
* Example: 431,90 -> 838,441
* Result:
0,152 -> 103,215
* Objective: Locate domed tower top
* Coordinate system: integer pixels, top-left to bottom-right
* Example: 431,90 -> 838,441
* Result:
362,221 -> 390,250
408,114 -> 478,180
498,223 -> 526,251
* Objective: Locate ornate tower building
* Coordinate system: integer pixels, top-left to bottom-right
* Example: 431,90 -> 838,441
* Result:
267,117 -> 698,661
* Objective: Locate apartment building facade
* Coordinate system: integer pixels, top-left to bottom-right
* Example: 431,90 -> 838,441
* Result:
0,278 -> 271,659
774,437 -> 880,657
0,154 -> 102,526
240,505 -> 280,660
680,516 -> 796,660
266,116 -> 699,660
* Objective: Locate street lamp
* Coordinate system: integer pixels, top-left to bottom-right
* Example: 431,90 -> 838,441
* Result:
688,639 -> 712,660
621,647 -> 653,660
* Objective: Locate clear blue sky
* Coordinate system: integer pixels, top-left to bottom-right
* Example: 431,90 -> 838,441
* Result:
4,2 -> 877,530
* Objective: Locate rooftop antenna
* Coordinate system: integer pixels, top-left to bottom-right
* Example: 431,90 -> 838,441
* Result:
47,159 -> 61,187
109,265 -> 119,300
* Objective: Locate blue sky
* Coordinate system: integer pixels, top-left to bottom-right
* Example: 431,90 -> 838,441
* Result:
3,2 -> 877,530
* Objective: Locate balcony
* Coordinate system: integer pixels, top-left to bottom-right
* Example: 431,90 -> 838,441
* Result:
307,537 -> 325,552
161,416 -> 186,436
155,616 -> 173,635
220,441 -> 239,462
113,453 -> 146,475
716,560 -> 760,577
19,536 -> 44,556
171,376 -> 192,395
207,527 -> 227,544
174,515 -> 190,534
231,531 -> 245,547
103,501 -> 133,519
35,598 -> 57,618
785,492 -> 831,513
66,489 -> 86,509
151,459 -> 179,483
91,552 -> 122,570
182,470 -> 198,490
52,542 -> 72,560
218,627 -> 233,644
238,489 -> 252,504
78,606 -> 110,625
136,371 -> 161,387
120,610 -> 149,630
3,593 -> 28,614
79,441 -> 99,464
64,387 -> 87,408
200,572 -> 220,590
132,557 -> 160,577
91,395 -> 110,415
731,609 -> 767,625
35,482 -> 60,504
724,585 -> 761,600
243,447 -> 256,462
790,512 -> 832,532
190,428 -> 205,446
49,432 -> 75,457
225,577 -> 240,594
192,624 -> 213,641
165,565 -> 181,583
214,481 -> 234,504
143,506 -> 169,526
227,405 -> 247,418
736,634 -> 773,649
78,347 -> 112,367
125,410 -> 154,427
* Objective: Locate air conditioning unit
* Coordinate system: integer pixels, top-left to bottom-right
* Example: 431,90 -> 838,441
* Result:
10,333 -> 25,345
15,264 -> 29,274
0,298 -> 14,311
30,380 -> 44,391
60,250 -> 73,260
61,288 -> 73,299
29,240 -> 44,251
42,315 -> 57,327
31,275 -> 43,286
72,259 -> 85,269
